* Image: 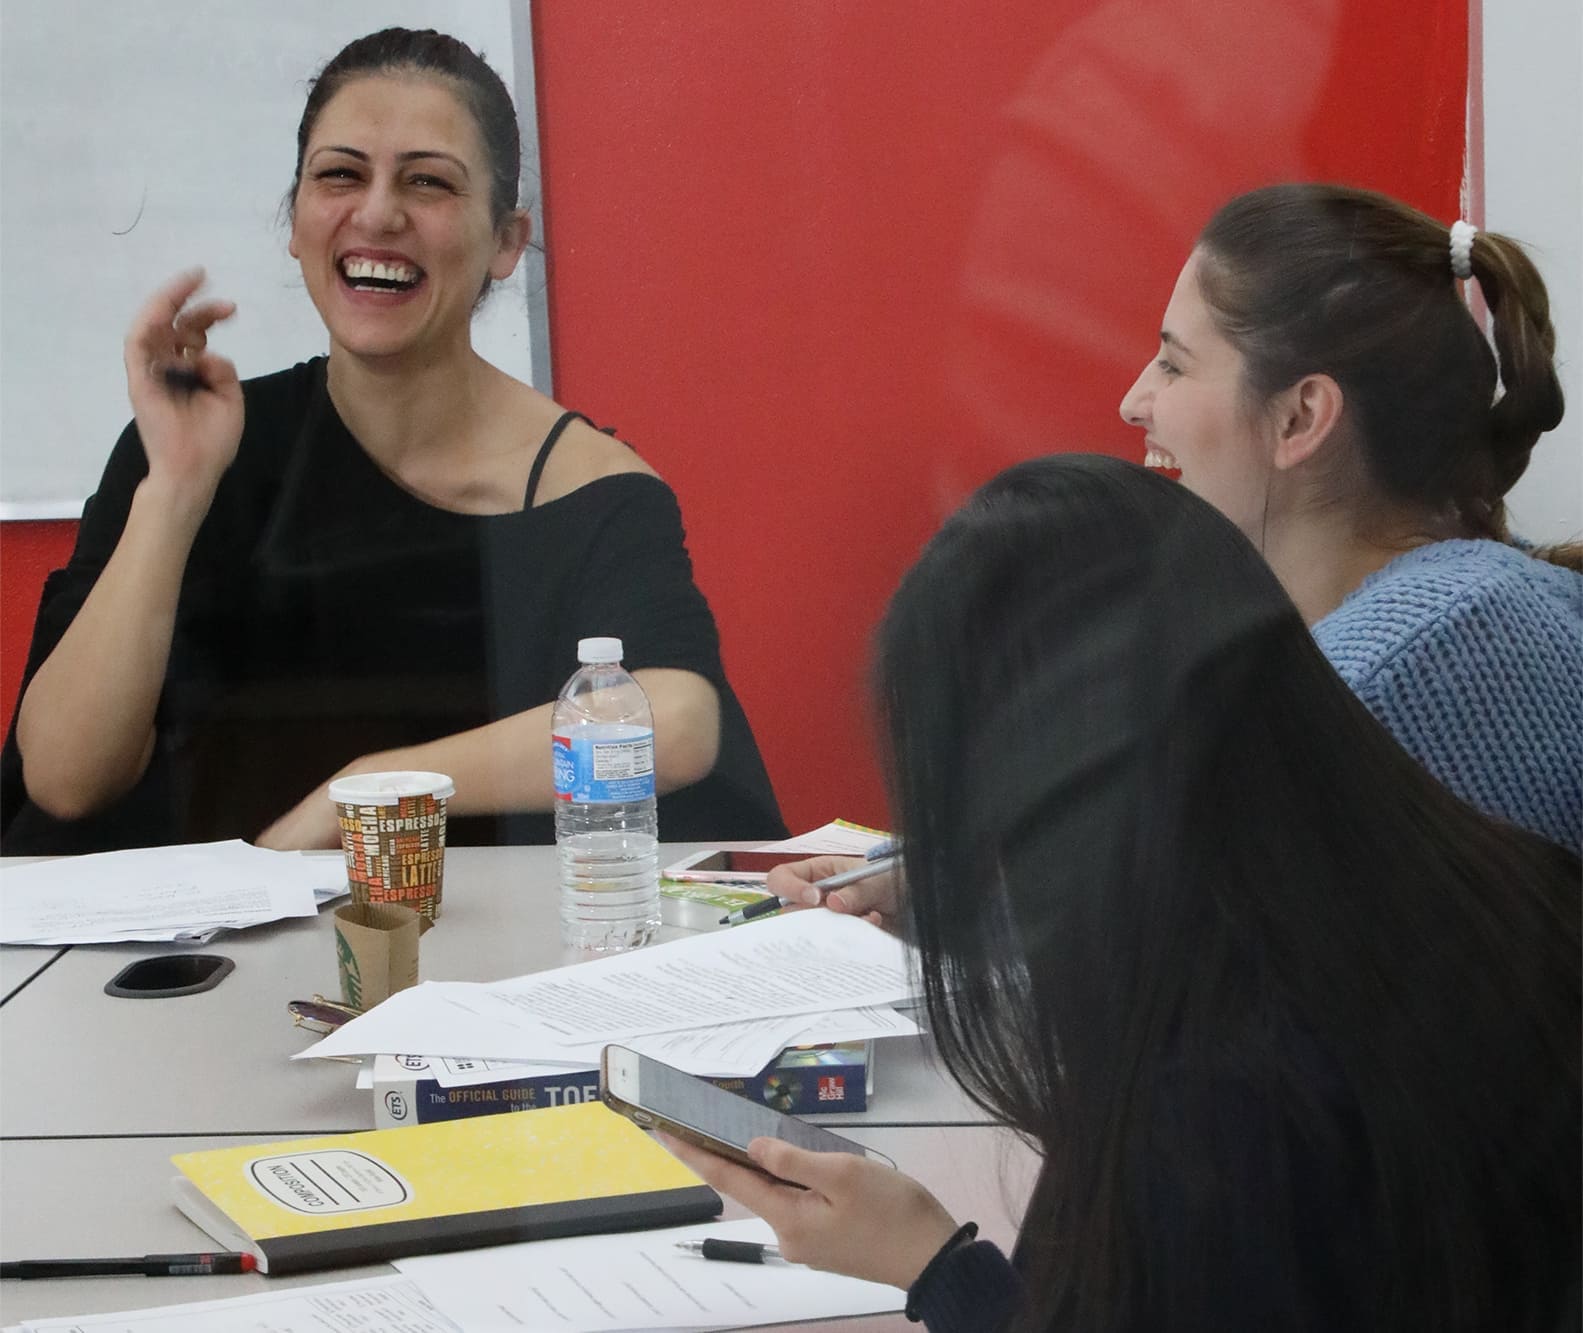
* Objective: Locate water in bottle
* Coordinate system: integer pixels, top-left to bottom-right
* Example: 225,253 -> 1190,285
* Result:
552,637 -> 661,950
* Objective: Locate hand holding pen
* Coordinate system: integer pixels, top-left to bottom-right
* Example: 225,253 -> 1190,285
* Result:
721,842 -> 901,927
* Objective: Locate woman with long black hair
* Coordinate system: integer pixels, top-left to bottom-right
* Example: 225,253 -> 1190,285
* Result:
668,455 -> 1579,1331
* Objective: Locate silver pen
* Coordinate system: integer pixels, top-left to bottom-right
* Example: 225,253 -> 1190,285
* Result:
675,1238 -> 787,1264
719,850 -> 899,927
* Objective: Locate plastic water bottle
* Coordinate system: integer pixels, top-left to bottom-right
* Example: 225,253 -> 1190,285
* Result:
552,637 -> 661,951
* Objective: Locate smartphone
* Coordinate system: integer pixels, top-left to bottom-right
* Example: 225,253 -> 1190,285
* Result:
600,1045 -> 870,1172
660,849 -> 811,884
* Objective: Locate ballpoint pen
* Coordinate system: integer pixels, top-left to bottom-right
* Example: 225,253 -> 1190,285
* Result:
719,841 -> 900,926
675,1238 -> 787,1264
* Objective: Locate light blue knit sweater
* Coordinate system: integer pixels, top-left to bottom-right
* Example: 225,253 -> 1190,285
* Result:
1313,539 -> 1582,855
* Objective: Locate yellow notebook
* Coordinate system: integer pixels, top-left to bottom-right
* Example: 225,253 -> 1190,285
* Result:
170,1101 -> 720,1274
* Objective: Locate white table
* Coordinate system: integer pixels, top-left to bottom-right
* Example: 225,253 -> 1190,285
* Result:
0,858 -> 62,1005
0,846 -> 1021,1329
0,944 -> 64,1006
0,848 -> 988,1138
0,1125 -> 1036,1328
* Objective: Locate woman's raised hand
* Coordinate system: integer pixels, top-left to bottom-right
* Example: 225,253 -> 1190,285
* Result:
123,268 -> 243,508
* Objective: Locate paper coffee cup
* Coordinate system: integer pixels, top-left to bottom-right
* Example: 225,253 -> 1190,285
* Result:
334,901 -> 421,1010
327,771 -> 455,923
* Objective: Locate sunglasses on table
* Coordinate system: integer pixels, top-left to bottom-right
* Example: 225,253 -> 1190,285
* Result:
287,994 -> 362,1035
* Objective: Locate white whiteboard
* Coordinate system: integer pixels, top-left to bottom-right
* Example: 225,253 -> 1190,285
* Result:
0,0 -> 545,515
1485,0 -> 1583,545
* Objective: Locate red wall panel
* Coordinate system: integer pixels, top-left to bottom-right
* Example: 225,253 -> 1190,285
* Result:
1,0 -> 1466,831
530,0 -> 1466,831
1,521 -> 77,740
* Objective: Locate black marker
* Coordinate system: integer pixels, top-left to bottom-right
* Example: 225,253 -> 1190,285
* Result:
675,1238 -> 786,1264
1,1251 -> 257,1279
161,364 -> 206,394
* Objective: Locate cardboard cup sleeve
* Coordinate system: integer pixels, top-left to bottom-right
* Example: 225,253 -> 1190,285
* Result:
334,901 -> 422,1011
327,771 -> 455,923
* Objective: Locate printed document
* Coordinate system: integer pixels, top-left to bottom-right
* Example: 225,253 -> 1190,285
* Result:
431,1003 -> 919,1077
4,1221 -> 901,1332
298,909 -> 917,1066
393,1217 -> 903,1329
354,1003 -> 919,1087
8,1274 -> 460,1332
0,842 -> 337,945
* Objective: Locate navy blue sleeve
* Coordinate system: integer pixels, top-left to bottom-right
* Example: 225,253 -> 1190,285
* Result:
907,1240 -> 1024,1332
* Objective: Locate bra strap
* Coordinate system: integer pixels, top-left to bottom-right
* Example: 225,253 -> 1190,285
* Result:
524,411 -> 591,507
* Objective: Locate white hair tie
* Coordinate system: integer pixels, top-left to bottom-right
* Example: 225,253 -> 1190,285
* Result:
1449,219 -> 1478,281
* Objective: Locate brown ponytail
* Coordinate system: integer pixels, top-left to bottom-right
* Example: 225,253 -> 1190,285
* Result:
1466,232 -> 1579,569
1195,184 -> 1577,568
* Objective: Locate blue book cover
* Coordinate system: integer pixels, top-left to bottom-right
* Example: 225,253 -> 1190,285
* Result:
373,1043 -> 870,1127
706,1042 -> 870,1114
373,1057 -> 602,1128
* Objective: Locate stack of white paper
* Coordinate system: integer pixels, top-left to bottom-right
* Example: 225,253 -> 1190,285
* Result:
299,909 -> 921,1077
393,1217 -> 903,1328
0,841 -> 342,945
5,1275 -> 457,1333
356,1001 -> 920,1085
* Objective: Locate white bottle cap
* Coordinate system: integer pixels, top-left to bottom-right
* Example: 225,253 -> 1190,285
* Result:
577,636 -> 624,664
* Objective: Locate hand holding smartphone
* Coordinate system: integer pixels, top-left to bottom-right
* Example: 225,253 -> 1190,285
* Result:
600,1045 -> 870,1175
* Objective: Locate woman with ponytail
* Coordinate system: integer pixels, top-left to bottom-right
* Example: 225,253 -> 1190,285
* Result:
1120,183 -> 1581,852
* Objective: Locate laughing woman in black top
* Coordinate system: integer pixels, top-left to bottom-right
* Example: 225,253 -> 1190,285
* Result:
2,28 -> 783,852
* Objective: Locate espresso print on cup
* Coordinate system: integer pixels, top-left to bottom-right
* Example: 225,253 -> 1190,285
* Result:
328,772 -> 455,923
